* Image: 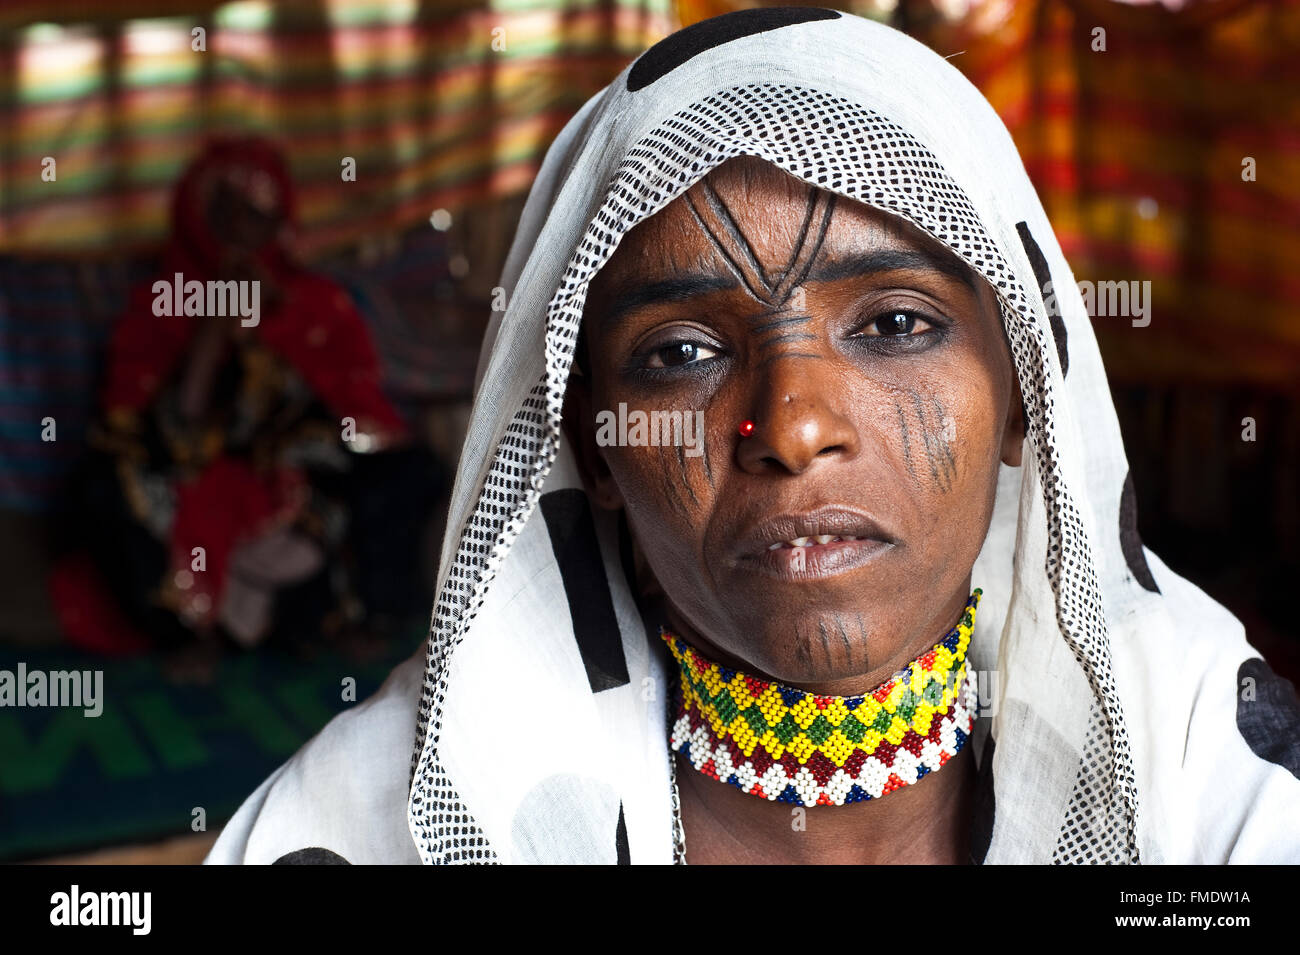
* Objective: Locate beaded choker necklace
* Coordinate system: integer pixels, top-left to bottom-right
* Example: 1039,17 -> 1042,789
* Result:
662,589 -> 981,809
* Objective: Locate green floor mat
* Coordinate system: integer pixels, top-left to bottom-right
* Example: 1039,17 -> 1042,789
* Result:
0,628 -> 422,861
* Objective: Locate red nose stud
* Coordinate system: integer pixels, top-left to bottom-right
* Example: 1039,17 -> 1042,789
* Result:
738,419 -> 755,438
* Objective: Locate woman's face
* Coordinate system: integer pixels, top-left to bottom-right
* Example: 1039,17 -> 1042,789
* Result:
207,170 -> 284,257
572,156 -> 1023,695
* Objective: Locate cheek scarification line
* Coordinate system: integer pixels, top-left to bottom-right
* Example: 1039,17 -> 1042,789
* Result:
701,429 -> 715,488
897,391 -> 957,493
895,401 -> 916,480
930,396 -> 958,476
676,442 -> 701,507
656,444 -> 693,520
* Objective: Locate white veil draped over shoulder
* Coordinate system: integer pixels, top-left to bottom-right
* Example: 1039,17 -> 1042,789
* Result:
207,8 -> 1300,865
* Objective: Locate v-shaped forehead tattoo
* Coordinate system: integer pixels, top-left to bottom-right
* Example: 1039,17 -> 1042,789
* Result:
683,177 -> 837,311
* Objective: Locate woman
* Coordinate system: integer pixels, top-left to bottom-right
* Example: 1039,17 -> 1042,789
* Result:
207,9 -> 1300,863
61,136 -> 410,656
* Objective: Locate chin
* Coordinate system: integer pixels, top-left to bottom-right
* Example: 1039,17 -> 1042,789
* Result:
744,613 -> 900,688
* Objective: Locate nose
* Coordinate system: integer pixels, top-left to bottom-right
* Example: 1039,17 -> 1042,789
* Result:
736,359 -> 859,475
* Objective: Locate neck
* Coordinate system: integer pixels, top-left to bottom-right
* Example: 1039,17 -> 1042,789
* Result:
663,589 -> 982,864
675,740 -> 976,864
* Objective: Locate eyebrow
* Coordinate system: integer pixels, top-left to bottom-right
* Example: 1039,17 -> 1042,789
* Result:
595,248 -> 980,331
806,248 -> 980,291
595,274 -> 739,331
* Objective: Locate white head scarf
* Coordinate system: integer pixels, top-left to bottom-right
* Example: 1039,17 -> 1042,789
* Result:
206,8 -> 1300,866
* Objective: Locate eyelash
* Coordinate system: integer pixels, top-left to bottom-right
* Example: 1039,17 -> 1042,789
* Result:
849,307 -> 947,352
627,338 -> 728,384
627,306 -> 948,378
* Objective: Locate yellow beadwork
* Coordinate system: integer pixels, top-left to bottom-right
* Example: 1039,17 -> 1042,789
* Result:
662,590 -> 981,782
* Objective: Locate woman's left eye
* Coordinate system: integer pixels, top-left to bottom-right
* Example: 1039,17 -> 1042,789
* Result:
641,340 -> 721,369
858,310 -> 935,337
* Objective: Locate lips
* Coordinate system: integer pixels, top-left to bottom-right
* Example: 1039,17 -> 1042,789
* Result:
767,534 -> 873,551
738,507 -> 894,556
732,506 -> 896,581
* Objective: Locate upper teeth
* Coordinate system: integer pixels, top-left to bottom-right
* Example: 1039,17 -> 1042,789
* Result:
767,535 -> 864,551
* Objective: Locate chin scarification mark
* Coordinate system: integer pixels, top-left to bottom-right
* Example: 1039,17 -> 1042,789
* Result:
832,613 -> 853,669
817,618 -> 834,668
793,614 -> 867,677
792,622 -> 814,668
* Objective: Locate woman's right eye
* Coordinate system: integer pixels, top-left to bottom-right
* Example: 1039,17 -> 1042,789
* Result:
641,340 -> 721,369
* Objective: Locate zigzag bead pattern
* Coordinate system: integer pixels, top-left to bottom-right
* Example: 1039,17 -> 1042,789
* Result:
663,590 -> 981,808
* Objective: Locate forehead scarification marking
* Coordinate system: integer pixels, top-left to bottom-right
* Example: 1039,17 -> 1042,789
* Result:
681,175 -> 838,313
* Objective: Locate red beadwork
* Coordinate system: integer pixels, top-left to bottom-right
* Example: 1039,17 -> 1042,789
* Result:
663,591 -> 981,807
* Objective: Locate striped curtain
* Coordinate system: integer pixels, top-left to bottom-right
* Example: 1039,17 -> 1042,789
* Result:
0,0 -> 676,258
0,0 -> 675,511
909,0 -> 1300,390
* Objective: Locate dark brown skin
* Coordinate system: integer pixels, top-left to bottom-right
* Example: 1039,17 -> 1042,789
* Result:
566,156 -> 1024,864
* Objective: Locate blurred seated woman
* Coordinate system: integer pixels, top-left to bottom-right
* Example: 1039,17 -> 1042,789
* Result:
59,137 -> 436,659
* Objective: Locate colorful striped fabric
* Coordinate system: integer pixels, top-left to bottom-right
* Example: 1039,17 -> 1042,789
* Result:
0,0 -> 676,258
909,0 -> 1300,388
0,257 -> 153,511
0,1 -> 675,512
